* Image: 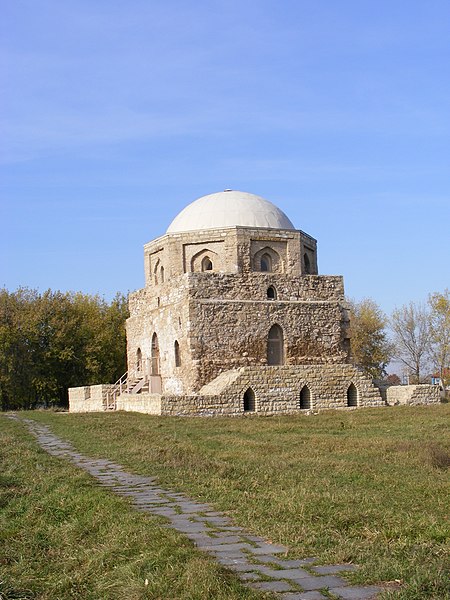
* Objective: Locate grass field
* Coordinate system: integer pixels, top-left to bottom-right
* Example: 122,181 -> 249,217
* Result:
1,405 -> 449,599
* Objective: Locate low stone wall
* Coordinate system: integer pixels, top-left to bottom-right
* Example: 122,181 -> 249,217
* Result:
68,384 -> 113,413
386,384 -> 441,406
116,393 -> 162,414
160,364 -> 384,416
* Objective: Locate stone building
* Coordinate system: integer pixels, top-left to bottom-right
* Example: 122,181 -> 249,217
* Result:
70,190 -> 395,414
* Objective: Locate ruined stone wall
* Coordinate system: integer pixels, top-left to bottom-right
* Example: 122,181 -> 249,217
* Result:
189,298 -> 350,390
159,364 -> 384,416
386,384 -> 441,406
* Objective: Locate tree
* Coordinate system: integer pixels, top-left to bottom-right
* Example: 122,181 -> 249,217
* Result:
0,288 -> 129,410
390,302 -> 432,383
348,298 -> 393,378
428,289 -> 450,387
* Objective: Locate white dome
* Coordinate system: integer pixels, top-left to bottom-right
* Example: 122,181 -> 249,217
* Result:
166,190 -> 295,233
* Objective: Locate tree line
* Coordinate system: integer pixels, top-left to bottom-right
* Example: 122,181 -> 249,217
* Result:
0,288 -> 128,410
1,287 -> 448,411
349,289 -> 449,386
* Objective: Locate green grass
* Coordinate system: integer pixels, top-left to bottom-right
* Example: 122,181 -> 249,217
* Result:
2,406 -> 449,599
0,416 -> 263,600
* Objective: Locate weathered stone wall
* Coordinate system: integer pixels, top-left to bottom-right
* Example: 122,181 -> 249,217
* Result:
386,384 -> 441,406
116,393 -> 162,414
159,364 -> 384,416
69,384 -> 113,413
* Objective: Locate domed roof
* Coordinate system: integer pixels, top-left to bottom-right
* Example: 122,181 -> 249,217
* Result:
166,190 -> 295,233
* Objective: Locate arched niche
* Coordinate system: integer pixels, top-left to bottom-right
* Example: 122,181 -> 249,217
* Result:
151,333 -> 160,375
267,324 -> 284,365
136,348 -> 142,373
299,384 -> 311,410
191,248 -> 219,273
347,383 -> 358,407
243,387 -> 256,412
267,285 -> 277,300
174,340 -> 181,367
253,247 -> 281,273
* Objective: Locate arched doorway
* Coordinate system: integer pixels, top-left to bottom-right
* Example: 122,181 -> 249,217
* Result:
347,383 -> 358,407
243,388 -> 255,412
299,385 -> 311,410
136,348 -> 142,373
151,333 -> 160,376
267,324 -> 284,365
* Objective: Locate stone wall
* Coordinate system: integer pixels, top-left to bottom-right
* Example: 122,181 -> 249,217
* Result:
386,384 -> 441,406
116,393 -> 162,414
159,364 -> 384,416
69,384 -> 113,413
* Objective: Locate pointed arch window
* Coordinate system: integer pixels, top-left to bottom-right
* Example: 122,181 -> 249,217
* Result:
174,340 -> 181,367
243,388 -> 255,412
260,253 -> 272,272
267,324 -> 284,365
202,256 -> 213,271
267,286 -> 277,300
136,348 -> 142,373
151,333 -> 160,375
299,385 -> 311,410
347,383 -> 358,407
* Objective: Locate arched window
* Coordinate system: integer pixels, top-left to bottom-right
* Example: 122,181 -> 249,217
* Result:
136,348 -> 142,372
299,385 -> 311,410
151,333 -> 160,375
243,388 -> 255,412
154,260 -> 160,285
174,340 -> 181,367
304,253 -> 311,274
267,286 -> 277,300
267,324 -> 284,365
347,383 -> 358,407
260,253 -> 272,272
201,256 -> 213,271
160,266 -> 165,283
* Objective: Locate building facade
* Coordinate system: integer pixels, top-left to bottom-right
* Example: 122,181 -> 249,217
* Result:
70,190 -> 391,414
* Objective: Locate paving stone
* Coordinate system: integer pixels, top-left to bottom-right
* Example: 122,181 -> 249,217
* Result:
276,558 -> 318,568
204,542 -> 253,554
281,592 -> 327,600
248,542 -> 289,555
254,566 -> 310,580
251,580 -> 295,593
239,572 -> 263,581
329,586 -> 381,599
294,575 -> 348,591
311,564 -> 358,575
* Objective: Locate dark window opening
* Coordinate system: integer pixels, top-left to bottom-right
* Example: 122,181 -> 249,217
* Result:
202,256 -> 213,271
300,385 -> 311,410
304,253 -> 311,274
160,266 -> 165,283
347,383 -> 358,407
151,333 -> 160,375
267,324 -> 284,365
136,348 -> 142,372
174,340 -> 181,367
260,253 -> 272,272
243,388 -> 255,412
267,286 -> 277,300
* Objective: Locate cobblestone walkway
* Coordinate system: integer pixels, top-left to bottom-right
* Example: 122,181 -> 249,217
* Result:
16,416 -> 381,600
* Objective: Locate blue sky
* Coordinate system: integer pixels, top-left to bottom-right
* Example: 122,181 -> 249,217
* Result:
1,0 -> 449,315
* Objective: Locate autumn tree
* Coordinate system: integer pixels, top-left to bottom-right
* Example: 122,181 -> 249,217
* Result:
348,298 -> 393,378
390,301 -> 432,383
428,289 -> 450,387
0,288 -> 128,410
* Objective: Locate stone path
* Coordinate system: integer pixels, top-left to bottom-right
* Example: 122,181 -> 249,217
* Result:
13,415 -> 382,600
